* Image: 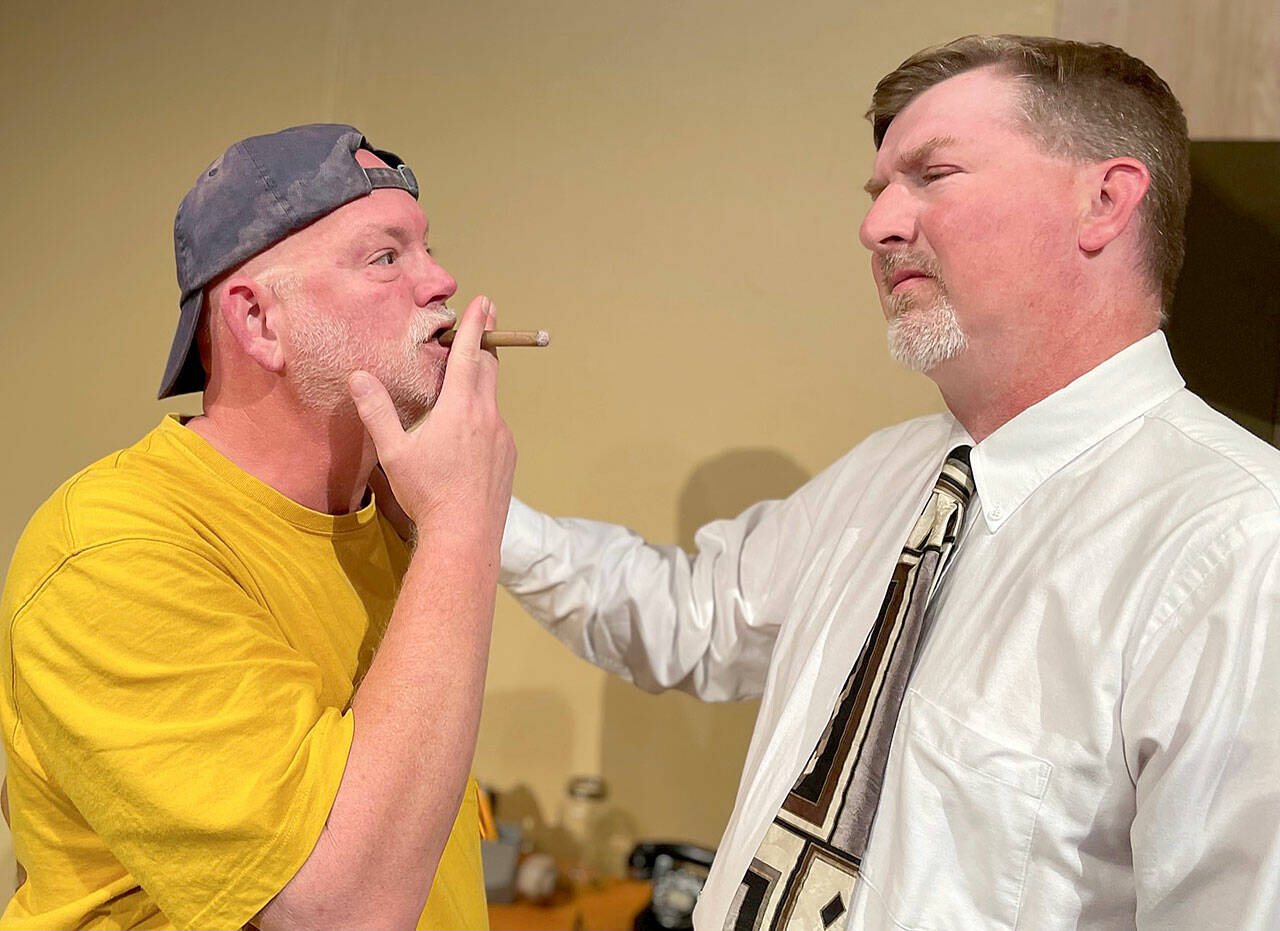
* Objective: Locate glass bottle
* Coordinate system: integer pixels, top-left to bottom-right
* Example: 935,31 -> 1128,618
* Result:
561,775 -> 607,887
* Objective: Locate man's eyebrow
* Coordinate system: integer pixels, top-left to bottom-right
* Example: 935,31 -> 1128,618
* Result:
863,134 -> 962,199
351,223 -> 420,244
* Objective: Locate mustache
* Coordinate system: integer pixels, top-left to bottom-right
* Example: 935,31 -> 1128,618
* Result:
407,304 -> 457,343
877,251 -> 945,290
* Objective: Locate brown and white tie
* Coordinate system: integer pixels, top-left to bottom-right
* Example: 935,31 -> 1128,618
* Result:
725,446 -> 975,931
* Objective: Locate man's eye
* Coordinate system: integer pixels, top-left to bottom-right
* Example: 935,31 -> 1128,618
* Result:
922,168 -> 957,184
373,252 -> 397,266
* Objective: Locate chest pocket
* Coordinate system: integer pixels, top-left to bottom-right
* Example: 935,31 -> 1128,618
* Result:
860,690 -> 1052,930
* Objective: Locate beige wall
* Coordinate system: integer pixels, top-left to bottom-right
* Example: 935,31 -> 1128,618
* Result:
0,0 -> 1062,897
1057,0 -> 1280,138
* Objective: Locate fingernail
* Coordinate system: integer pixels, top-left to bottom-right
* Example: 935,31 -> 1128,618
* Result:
348,371 -> 374,398
483,297 -> 493,317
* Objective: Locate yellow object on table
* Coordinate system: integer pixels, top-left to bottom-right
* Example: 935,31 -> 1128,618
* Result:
488,878 -> 652,931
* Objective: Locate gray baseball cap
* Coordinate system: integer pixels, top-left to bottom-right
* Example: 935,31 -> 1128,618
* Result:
159,123 -> 420,399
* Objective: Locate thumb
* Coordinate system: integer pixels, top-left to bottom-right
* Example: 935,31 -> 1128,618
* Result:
348,371 -> 403,453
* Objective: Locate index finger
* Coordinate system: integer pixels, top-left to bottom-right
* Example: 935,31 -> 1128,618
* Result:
439,295 -> 492,391
474,298 -> 501,395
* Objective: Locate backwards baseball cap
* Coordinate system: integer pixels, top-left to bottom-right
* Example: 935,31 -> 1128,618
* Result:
158,123 -> 420,399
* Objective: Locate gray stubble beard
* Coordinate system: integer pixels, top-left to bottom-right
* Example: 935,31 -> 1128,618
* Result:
284,301 -> 444,430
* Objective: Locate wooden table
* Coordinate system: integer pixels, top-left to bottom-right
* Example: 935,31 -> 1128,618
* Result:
488,878 -> 652,931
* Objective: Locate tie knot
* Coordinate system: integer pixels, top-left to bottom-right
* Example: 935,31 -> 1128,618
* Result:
937,445 -> 975,506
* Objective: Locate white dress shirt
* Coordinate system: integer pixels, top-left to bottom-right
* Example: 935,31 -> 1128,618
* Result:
500,332 -> 1280,929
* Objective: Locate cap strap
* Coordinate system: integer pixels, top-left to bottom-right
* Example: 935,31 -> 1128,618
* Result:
364,164 -> 419,199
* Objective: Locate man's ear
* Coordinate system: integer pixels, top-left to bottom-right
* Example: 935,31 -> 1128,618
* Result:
1078,157 -> 1150,254
214,275 -> 288,375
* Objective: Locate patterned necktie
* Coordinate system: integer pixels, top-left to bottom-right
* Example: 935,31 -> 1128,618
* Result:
725,446 -> 975,931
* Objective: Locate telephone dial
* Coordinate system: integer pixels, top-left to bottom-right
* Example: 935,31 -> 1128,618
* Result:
628,842 -> 716,931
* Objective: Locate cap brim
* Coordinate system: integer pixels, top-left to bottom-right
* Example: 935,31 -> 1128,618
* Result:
157,291 -> 206,399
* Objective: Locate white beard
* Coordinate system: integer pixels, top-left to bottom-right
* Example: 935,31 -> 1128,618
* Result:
885,294 -> 967,373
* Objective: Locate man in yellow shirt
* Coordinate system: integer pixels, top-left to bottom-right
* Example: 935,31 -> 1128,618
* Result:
0,124 -> 515,929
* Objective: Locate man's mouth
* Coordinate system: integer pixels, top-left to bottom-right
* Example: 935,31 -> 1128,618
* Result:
418,305 -> 457,344
889,269 -> 930,291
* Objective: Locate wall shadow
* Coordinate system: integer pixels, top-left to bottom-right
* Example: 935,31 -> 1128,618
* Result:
478,687 -> 578,861
598,448 -> 811,851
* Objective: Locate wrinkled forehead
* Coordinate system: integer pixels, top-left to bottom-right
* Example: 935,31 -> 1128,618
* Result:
877,67 -> 1026,159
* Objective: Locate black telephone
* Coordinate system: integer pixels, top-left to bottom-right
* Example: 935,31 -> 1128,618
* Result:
628,842 -> 717,931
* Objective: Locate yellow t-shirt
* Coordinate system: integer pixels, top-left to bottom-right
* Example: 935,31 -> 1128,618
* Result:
0,415 -> 488,930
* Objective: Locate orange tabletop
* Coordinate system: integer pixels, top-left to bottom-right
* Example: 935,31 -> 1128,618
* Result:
488,877 -> 652,931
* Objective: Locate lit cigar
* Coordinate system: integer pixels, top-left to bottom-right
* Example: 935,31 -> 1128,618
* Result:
438,329 -> 551,348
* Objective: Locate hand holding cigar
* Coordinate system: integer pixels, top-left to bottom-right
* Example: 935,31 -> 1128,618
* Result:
438,329 -> 551,349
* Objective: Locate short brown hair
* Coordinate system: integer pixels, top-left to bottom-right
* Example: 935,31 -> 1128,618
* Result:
868,35 -> 1191,310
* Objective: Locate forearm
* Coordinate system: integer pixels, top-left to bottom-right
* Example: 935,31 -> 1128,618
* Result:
256,295 -> 514,928
501,501 -> 694,680
259,524 -> 498,929
501,496 -> 784,700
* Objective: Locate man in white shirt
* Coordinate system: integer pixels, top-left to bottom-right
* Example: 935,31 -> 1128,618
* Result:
500,35 -> 1280,929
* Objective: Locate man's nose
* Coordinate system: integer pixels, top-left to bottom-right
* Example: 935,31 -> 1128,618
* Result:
414,254 -> 457,307
859,185 -> 917,251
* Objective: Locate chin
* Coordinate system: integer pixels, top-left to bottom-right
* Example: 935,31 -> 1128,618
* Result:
393,392 -> 438,431
387,366 -> 445,430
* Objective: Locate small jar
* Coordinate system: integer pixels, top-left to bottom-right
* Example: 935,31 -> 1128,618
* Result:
561,775 -> 607,886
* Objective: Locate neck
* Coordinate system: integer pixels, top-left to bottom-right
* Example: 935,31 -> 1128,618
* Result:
932,303 -> 1160,443
187,398 -> 377,515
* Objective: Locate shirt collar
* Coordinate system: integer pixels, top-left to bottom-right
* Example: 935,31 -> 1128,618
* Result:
967,331 -> 1185,531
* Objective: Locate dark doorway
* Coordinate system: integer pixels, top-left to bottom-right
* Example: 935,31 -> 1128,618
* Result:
1166,141 -> 1280,445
